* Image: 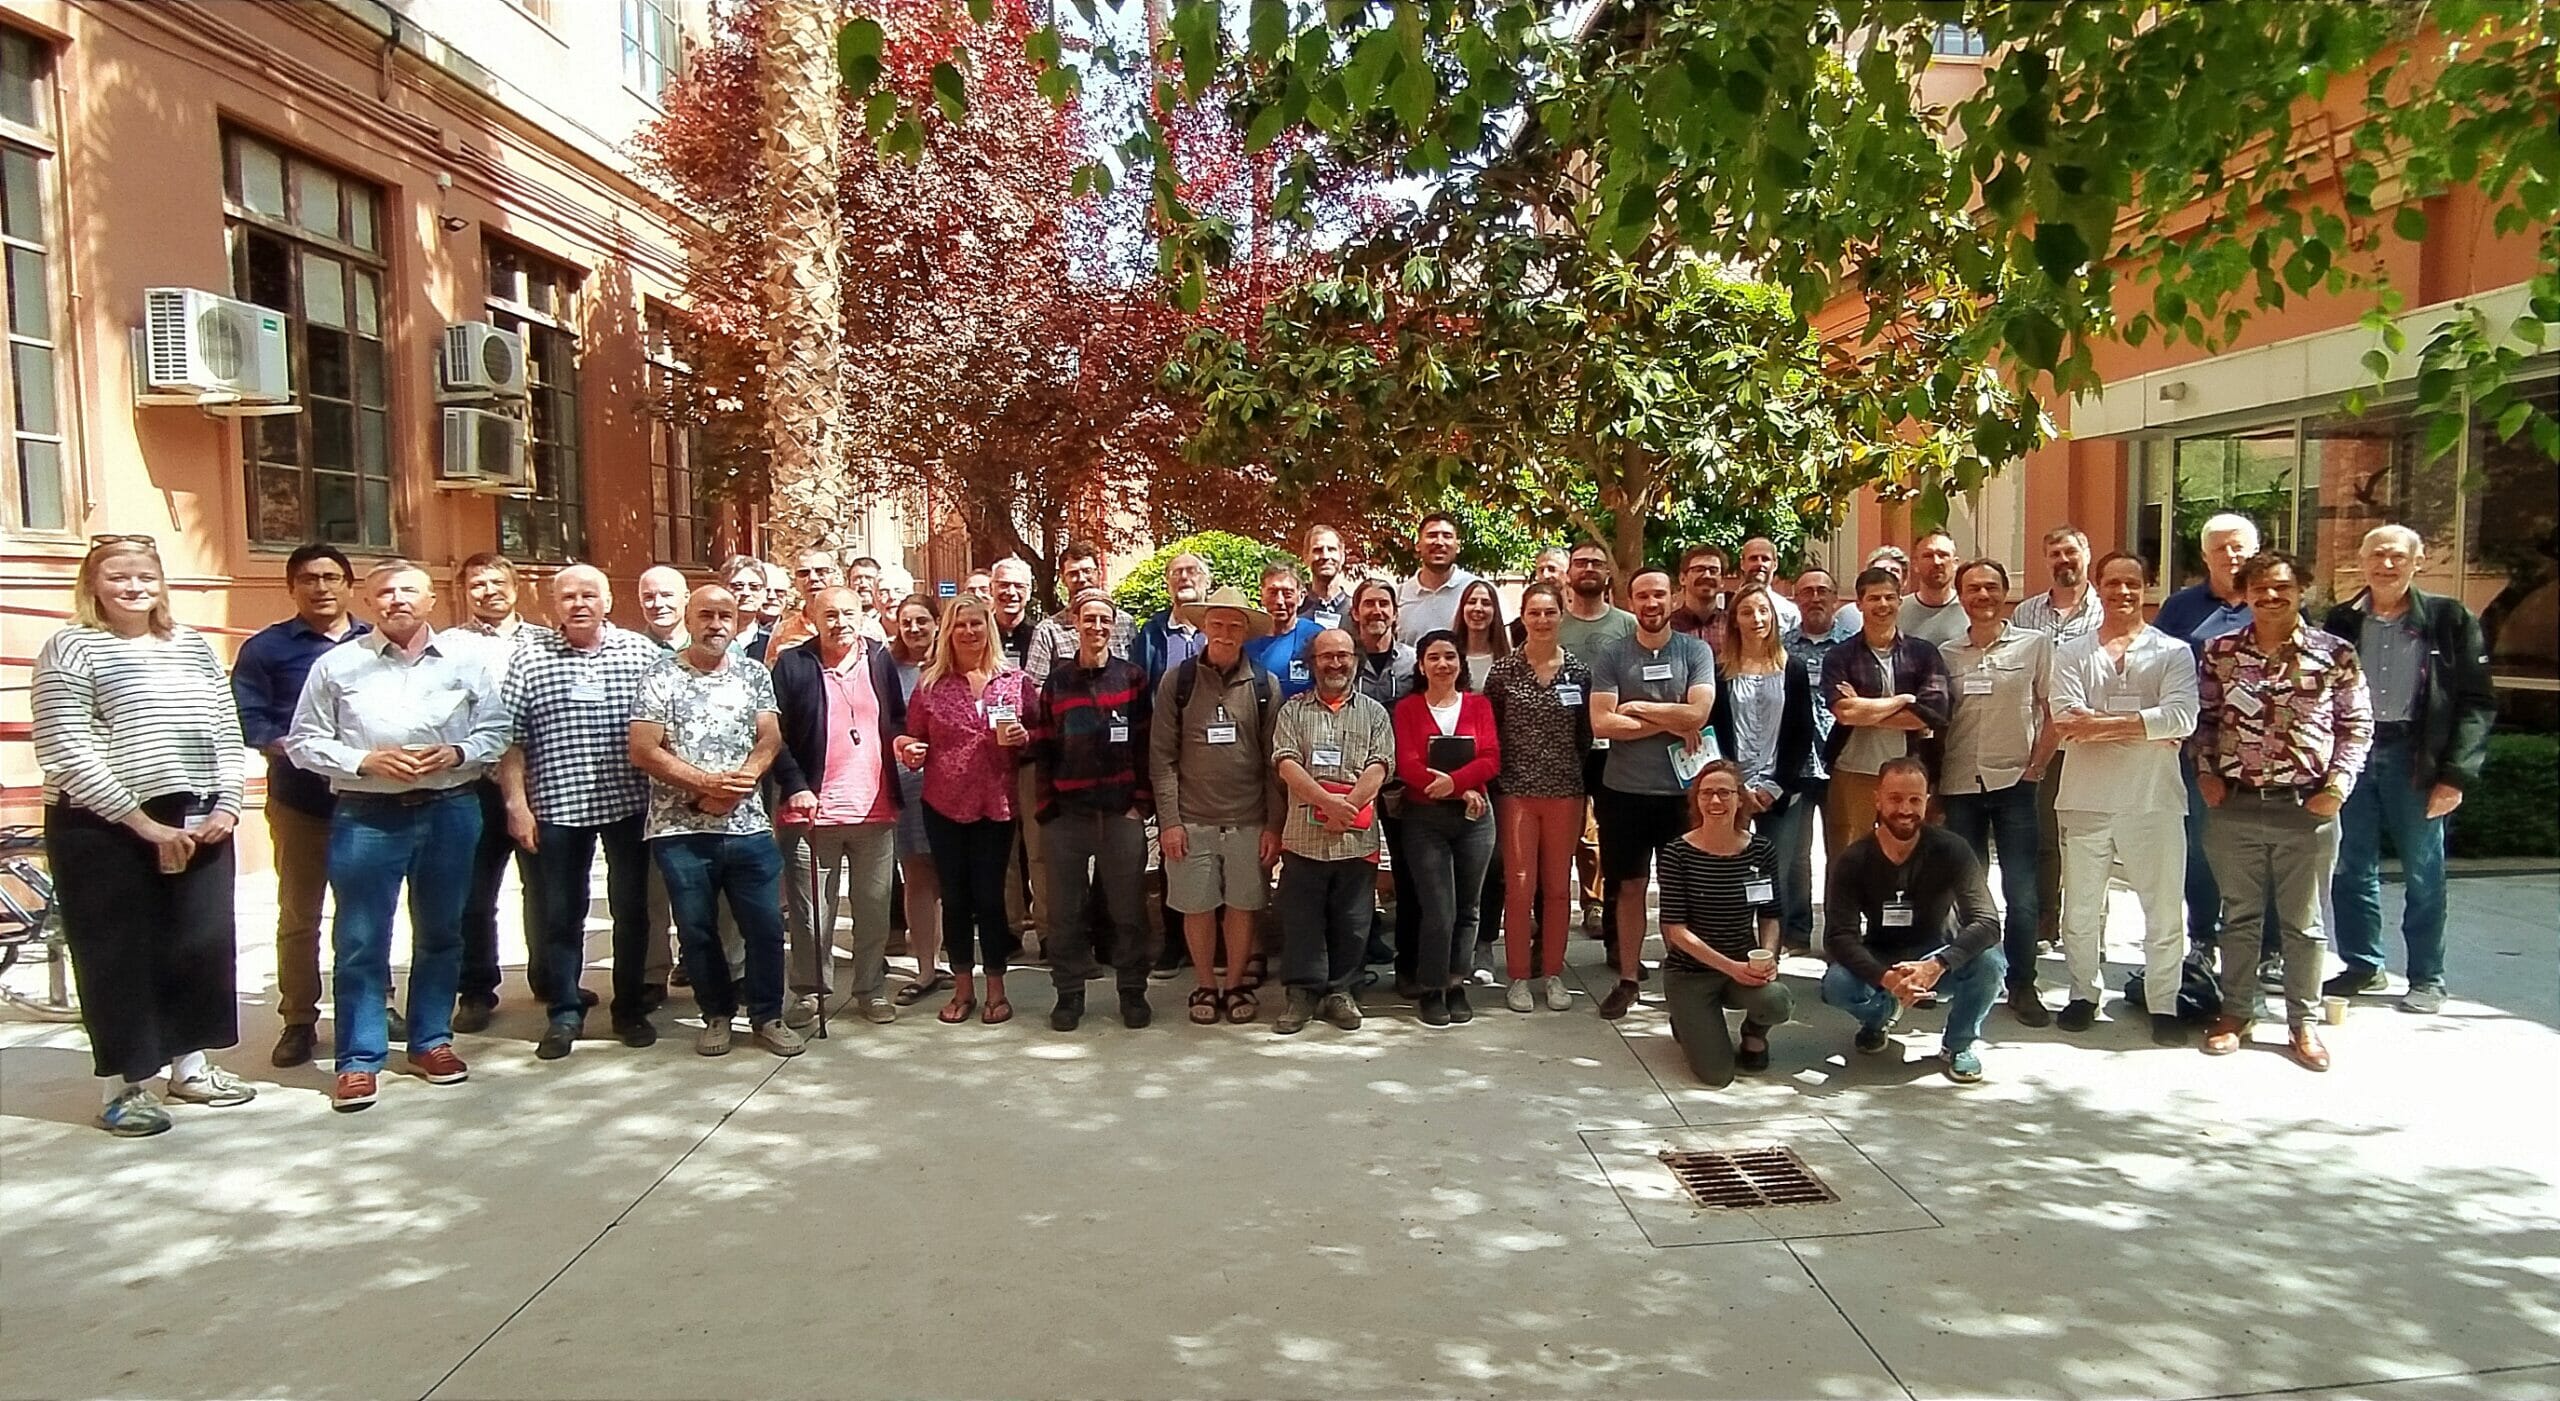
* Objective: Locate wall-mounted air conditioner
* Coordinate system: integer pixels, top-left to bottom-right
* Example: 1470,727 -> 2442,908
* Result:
137,287 -> 292,410
438,321 -> 528,401
439,405 -> 531,496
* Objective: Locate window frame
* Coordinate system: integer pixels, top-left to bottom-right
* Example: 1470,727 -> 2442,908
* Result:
643,302 -> 708,567
486,237 -> 586,563
620,0 -> 684,104
0,25 -> 74,536
222,126 -> 395,552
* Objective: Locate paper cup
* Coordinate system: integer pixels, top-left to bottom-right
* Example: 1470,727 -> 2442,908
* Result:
2322,995 -> 2347,1026
1747,950 -> 1776,974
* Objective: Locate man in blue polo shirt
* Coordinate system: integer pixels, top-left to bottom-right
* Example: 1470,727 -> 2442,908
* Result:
1246,562 -> 1323,699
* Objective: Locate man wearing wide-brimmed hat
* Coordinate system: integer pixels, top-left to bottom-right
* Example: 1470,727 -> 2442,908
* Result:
1149,586 -> 1285,1027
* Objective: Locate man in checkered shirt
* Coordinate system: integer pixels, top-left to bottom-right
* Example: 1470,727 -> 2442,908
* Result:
495,564 -> 668,1060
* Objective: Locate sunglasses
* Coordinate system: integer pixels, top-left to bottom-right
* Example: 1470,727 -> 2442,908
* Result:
89,533 -> 157,547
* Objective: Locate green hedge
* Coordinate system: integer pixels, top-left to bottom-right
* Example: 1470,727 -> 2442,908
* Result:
2447,732 -> 2560,858
1111,531 -> 1297,621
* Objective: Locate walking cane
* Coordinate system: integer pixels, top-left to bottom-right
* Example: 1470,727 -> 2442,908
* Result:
777,808 -> 829,1040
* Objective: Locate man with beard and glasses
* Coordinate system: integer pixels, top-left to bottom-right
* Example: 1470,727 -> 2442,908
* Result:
1820,757 -> 2004,1084
1269,627 -> 1394,1034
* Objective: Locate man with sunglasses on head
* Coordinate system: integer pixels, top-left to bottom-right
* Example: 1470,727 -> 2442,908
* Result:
232,543 -> 378,1068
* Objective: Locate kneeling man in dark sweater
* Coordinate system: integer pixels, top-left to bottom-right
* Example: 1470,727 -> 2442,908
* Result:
1821,756 -> 2005,1083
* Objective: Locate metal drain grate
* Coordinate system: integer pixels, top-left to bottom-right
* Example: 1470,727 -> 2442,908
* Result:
1658,1146 -> 1838,1210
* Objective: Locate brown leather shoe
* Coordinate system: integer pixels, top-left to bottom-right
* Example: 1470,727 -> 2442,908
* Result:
2201,1015 -> 2249,1056
2288,1024 -> 2332,1072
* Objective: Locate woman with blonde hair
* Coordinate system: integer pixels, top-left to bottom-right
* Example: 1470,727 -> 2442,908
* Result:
1708,583 -> 1815,824
896,593 -> 1029,1024
32,536 -> 252,1135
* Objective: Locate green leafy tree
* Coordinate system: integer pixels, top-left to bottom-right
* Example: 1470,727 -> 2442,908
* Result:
848,0 -> 2560,505
1110,529 -> 1298,617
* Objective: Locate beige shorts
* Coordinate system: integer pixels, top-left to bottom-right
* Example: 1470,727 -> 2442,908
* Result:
1165,823 -> 1269,914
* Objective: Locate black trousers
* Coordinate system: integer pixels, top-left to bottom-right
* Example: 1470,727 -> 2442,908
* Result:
47,798 -> 239,1082
460,778 -> 541,1004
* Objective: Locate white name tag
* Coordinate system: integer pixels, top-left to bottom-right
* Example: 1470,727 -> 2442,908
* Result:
1963,673 -> 1995,695
567,681 -> 607,704
1205,724 -> 1238,746
1881,901 -> 1915,928
987,704 -> 1016,726
1289,660 -> 1308,682
1641,662 -> 1674,683
2229,685 -> 2265,718
1107,725 -> 1130,744
1592,736 -> 1612,750
1311,747 -> 1343,769
1555,684 -> 1584,707
1744,879 -> 1775,904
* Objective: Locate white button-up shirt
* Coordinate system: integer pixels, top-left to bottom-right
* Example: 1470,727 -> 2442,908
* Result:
1395,567 -> 1478,644
2046,624 -> 2197,816
1938,623 -> 2050,795
286,627 -> 512,794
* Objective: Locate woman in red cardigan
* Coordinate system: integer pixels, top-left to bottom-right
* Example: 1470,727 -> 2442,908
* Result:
1393,630 -> 1503,1026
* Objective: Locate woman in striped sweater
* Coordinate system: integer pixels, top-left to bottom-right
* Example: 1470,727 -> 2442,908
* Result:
31,537 -> 251,1136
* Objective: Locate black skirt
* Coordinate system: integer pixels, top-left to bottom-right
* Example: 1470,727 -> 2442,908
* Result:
45,796 -> 239,1081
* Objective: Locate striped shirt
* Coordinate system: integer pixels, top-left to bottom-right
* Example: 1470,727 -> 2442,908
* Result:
1656,833 -> 1779,970
1026,654 -> 1152,820
503,625 -> 660,826
33,625 -> 246,821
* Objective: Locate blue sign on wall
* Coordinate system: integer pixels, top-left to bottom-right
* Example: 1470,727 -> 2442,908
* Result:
937,579 -> 957,597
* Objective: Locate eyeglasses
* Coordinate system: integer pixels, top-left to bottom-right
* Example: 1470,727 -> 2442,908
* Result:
1697,788 -> 1742,803
89,533 -> 156,547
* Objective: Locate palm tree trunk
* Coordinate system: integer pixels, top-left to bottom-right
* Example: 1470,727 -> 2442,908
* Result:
758,0 -> 848,558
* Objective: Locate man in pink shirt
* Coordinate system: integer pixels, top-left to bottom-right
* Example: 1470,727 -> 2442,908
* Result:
769,586 -> 911,1028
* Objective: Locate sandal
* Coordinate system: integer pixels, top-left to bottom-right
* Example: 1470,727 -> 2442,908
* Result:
1223,987 -> 1259,1025
938,994 -> 976,1025
895,970 -> 953,1007
981,997 -> 1013,1026
1188,987 -> 1221,1025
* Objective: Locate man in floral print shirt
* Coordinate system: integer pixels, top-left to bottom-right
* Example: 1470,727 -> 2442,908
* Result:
2193,551 -> 2373,1072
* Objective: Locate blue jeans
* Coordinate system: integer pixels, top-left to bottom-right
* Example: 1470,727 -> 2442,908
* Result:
330,789 -> 479,1072
1942,783 -> 2041,989
1820,948 -> 2006,1054
652,832 -> 788,1024
1400,799 -> 1497,991
2330,743 -> 2448,991
1765,784 -> 1824,949
530,815 -> 653,1025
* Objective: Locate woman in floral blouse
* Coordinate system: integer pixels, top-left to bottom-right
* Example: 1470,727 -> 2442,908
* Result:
1483,581 -> 1591,1013
896,595 -> 1029,1024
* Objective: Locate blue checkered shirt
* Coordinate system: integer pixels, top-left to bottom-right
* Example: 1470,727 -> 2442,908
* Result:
502,625 -> 661,826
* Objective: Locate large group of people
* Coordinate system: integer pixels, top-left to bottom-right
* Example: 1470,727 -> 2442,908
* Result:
28,507 -> 2497,1135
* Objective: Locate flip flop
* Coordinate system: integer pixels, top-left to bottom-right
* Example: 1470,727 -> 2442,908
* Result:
937,995 -> 976,1025
981,998 -> 1013,1026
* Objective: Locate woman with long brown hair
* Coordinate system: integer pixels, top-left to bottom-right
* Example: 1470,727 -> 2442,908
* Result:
885,593 -> 952,1005
32,536 -> 251,1135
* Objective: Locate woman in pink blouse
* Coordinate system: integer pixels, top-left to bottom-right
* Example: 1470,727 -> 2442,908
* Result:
1391,630 -> 1503,1026
896,595 -> 1028,1024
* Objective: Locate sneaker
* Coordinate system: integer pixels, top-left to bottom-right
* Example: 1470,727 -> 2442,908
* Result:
696,1014 -> 733,1056
2056,999 -> 2098,1033
406,1044 -> 470,1084
450,998 -> 496,1035
1417,991 -> 1451,1027
2150,1013 -> 2189,1047
612,1016 -> 658,1048
165,1065 -> 257,1106
784,993 -> 819,1030
2323,967 -> 2384,999
1051,991 -> 1085,1033
1597,979 -> 1639,1020
384,1005 -> 409,1045
98,1085 -> 173,1137
1316,991 -> 1363,1030
1274,988 -> 1316,1035
2007,982 -> 2052,1028
1543,976 -> 1572,1012
535,1020 -> 578,1061
1505,981 -> 1536,1014
857,997 -> 897,1025
331,1071 -> 378,1113
754,1019 -> 807,1057
1446,986 -> 1475,1023
270,1024 -> 317,1068
2257,957 -> 2284,992
1942,1046 -> 1984,1083
2397,985 -> 2446,1015
1854,1024 -> 1891,1055
1120,992 -> 1153,1028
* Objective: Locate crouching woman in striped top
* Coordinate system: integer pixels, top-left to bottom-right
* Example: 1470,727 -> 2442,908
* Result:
1656,758 -> 1793,1087
31,536 -> 251,1136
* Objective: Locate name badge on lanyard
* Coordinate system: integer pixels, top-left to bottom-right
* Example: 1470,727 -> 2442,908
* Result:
1108,724 -> 1130,744
1881,898 -> 1915,929
1963,669 -> 1995,696
1207,705 -> 1238,746
1311,746 -> 1343,770
1289,659 -> 1309,683
1641,662 -> 1674,684
1555,684 -> 1584,707
1744,876 -> 1775,904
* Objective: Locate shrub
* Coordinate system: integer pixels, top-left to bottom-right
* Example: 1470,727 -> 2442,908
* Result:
1111,531 -> 1297,620
2447,732 -> 2560,859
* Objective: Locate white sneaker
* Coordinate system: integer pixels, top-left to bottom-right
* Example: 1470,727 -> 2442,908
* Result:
783,993 -> 819,1030
1543,976 -> 1572,1011
1505,980 -> 1536,1013
696,1013 -> 733,1056
754,1019 -> 807,1057
856,996 -> 896,1024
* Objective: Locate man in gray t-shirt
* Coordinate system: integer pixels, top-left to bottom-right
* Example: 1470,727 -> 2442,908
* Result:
1585,568 -> 1717,1021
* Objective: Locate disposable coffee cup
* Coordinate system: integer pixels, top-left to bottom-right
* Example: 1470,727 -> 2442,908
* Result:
2323,995 -> 2347,1026
1748,950 -> 1776,974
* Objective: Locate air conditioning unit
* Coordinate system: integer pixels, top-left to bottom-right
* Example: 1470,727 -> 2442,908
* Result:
139,288 -> 291,405
439,405 -> 532,496
437,321 -> 528,400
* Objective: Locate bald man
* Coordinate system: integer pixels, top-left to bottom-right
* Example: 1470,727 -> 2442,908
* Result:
498,565 -> 670,1057
637,565 -> 688,650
